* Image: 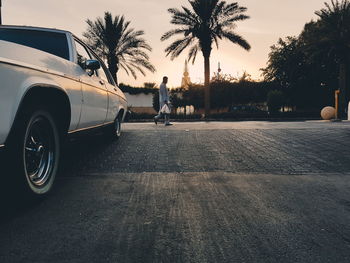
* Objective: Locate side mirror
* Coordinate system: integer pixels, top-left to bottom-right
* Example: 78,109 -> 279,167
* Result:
85,59 -> 101,71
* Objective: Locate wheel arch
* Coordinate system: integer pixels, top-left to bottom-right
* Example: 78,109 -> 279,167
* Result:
117,108 -> 125,121
10,85 -> 71,139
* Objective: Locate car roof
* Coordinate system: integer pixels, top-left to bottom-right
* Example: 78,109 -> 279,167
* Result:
0,25 -> 71,35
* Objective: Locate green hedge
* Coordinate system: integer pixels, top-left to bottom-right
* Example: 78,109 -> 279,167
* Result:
119,83 -> 158,95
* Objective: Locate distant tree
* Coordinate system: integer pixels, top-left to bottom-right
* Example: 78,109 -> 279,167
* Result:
211,72 -> 238,83
238,71 -> 253,83
262,37 -> 302,86
306,0 -> 350,115
161,0 -> 251,117
262,1 -> 350,113
262,37 -> 309,107
261,34 -> 338,109
83,12 -> 155,84
212,70 -> 253,83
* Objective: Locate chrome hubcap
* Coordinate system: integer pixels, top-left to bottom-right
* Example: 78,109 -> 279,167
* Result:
24,117 -> 55,187
115,119 -> 121,136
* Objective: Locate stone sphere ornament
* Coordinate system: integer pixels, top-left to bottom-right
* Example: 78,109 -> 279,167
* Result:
321,106 -> 336,120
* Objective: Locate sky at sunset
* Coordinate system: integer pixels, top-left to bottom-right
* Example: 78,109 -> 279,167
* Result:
2,0 -> 327,87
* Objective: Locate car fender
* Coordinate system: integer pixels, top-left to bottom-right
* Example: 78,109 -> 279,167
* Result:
6,76 -> 71,140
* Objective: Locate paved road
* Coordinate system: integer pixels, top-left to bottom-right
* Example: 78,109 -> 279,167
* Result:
1,121 -> 350,263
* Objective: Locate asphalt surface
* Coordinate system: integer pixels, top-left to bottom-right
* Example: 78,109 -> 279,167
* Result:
1,121 -> 350,263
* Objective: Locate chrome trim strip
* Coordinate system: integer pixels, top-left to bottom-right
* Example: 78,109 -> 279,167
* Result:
0,144 -> 5,148
118,94 -> 127,102
68,121 -> 114,134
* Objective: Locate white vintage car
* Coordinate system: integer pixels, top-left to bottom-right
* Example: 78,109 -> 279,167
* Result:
0,25 -> 127,196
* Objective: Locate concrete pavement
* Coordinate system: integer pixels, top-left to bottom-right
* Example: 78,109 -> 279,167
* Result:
1,121 -> 350,263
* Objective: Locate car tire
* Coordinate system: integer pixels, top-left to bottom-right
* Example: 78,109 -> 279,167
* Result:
7,109 -> 60,197
110,115 -> 122,140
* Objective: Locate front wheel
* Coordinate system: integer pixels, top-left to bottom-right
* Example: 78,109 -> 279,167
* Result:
8,110 -> 60,196
105,115 -> 122,140
113,117 -> 122,138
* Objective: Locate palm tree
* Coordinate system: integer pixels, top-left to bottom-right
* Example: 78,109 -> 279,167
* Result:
161,0 -> 251,116
314,0 -> 350,116
83,12 -> 155,84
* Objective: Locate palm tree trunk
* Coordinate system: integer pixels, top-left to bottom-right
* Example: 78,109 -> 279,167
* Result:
107,63 -> 117,84
204,55 -> 210,117
108,55 -> 118,84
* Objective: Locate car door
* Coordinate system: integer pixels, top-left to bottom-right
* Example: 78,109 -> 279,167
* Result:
74,39 -> 108,129
88,51 -> 121,123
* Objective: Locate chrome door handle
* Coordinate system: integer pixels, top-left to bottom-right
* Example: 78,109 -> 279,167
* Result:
99,80 -> 105,85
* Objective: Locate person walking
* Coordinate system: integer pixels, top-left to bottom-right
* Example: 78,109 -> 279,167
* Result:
154,76 -> 172,126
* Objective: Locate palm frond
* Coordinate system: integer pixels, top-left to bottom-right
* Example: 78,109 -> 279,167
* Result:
188,44 -> 199,64
161,29 -> 188,41
222,31 -> 251,50
161,0 -> 251,61
165,37 -> 194,60
83,11 -> 155,82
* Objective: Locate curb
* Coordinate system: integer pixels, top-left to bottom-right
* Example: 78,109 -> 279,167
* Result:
126,118 -> 324,123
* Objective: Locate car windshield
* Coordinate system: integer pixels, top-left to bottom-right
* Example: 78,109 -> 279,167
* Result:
0,28 -> 70,60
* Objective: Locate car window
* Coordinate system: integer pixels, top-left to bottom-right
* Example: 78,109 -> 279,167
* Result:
74,40 -> 91,69
0,28 -> 70,60
98,66 -> 109,84
87,52 -> 107,82
102,63 -> 116,86
88,51 -> 113,84
101,63 -> 116,86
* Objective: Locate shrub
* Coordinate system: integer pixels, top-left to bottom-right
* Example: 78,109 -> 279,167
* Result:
119,83 -> 158,95
152,91 -> 160,112
267,90 -> 285,113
